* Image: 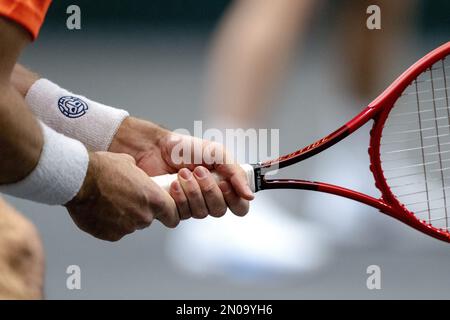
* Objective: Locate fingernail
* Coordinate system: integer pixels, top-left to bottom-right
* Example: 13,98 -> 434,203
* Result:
179,168 -> 192,180
172,181 -> 181,192
194,167 -> 207,179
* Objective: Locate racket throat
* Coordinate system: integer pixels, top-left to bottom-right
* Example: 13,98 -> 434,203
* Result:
261,178 -> 390,212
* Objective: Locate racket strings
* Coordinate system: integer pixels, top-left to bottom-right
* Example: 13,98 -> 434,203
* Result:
381,136 -> 450,146
389,175 -> 450,188
388,104 -> 450,117
401,86 -> 450,97
396,185 -> 450,198
381,57 -> 450,230
383,158 -> 450,172
384,115 -> 450,129
383,123 -> 450,135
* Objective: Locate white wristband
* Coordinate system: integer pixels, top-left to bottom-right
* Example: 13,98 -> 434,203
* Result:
0,122 -> 89,205
25,79 -> 129,151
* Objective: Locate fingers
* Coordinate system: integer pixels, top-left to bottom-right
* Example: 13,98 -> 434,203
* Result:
151,191 -> 180,229
177,168 -> 209,219
193,167 -> 227,218
219,181 -> 249,217
170,166 -> 249,220
169,180 -> 191,220
202,141 -> 254,201
216,164 -> 254,200
160,134 -> 254,220
161,134 -> 201,171
174,167 -> 229,219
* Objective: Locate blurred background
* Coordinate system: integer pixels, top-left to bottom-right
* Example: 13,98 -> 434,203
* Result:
5,0 -> 450,299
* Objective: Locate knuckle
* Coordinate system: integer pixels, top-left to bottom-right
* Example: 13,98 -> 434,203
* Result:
105,233 -> 123,242
168,219 -> 180,229
148,194 -> 167,213
141,214 -> 154,226
210,210 -> 226,218
174,195 -> 188,207
124,224 -> 136,234
202,182 -> 217,195
193,210 -> 208,219
180,213 -> 191,220
134,208 -> 154,224
228,199 -> 249,216
178,206 -> 192,220
233,206 -> 249,217
217,206 -> 228,217
186,187 -> 200,198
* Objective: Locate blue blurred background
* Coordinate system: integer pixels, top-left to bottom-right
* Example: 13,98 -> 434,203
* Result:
5,0 -> 449,299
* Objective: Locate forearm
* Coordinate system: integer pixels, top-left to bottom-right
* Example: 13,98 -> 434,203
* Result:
0,20 -> 43,184
0,83 -> 43,184
0,18 -> 90,206
11,64 -> 39,97
12,65 -> 130,152
11,64 -> 167,155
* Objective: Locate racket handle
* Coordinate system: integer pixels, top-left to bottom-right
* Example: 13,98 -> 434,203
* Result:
151,164 -> 256,193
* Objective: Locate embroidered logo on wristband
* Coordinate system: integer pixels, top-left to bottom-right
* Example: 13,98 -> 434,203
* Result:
27,79 -> 129,151
58,96 -> 89,118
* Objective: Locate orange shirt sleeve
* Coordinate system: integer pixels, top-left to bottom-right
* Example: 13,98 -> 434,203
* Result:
0,0 -> 52,40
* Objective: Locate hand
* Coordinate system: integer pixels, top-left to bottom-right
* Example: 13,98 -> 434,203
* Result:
65,151 -> 179,241
109,117 -> 254,219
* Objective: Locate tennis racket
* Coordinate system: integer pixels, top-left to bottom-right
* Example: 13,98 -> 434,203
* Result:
153,42 -> 450,243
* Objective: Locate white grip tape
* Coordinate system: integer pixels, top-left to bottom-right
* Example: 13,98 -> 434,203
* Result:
151,164 -> 255,193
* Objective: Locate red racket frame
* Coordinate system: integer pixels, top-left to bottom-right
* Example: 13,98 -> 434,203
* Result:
256,42 -> 450,243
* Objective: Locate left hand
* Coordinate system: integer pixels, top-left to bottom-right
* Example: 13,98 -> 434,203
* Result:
109,117 -> 254,220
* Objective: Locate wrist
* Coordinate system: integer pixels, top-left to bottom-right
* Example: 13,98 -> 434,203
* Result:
66,152 -> 99,206
11,64 -> 40,97
108,117 -> 170,157
0,122 -> 89,205
25,78 -> 129,151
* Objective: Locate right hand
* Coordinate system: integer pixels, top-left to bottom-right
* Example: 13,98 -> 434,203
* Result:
65,152 -> 179,241
109,118 -> 254,220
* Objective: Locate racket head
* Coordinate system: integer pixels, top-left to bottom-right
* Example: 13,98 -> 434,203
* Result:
370,42 -> 450,241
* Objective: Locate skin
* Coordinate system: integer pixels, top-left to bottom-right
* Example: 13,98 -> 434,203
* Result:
12,66 -> 254,226
0,19 -> 43,185
1,12 -> 254,297
0,15 -> 180,242
0,198 -> 44,299
109,118 -> 253,218
0,18 -> 45,299
0,0 -> 414,300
